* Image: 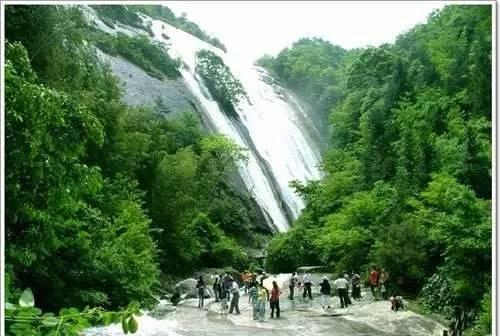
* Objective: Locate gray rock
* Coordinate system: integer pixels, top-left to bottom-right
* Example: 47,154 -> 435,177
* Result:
175,278 -> 198,298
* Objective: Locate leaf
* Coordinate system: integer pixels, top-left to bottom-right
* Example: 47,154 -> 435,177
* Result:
41,317 -> 60,327
6,302 -> 16,310
19,288 -> 35,308
128,315 -> 138,333
122,317 -> 129,334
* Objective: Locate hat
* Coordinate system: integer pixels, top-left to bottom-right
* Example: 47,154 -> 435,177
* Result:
323,276 -> 328,280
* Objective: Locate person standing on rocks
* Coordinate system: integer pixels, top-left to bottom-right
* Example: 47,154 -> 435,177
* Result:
289,272 -> 298,300
270,281 -> 281,318
229,277 -> 241,314
212,273 -> 221,302
319,276 -> 332,308
379,269 -> 389,300
248,282 -> 259,320
257,282 -> 268,321
351,271 -> 362,299
223,273 -> 232,301
302,272 -> 313,300
369,265 -> 379,298
333,274 -> 349,308
196,276 -> 206,308
343,272 -> 352,305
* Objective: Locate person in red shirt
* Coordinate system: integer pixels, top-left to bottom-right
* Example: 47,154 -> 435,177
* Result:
270,281 -> 281,318
369,265 -> 379,298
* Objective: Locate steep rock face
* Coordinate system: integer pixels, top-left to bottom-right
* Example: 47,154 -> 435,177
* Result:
98,51 -> 202,119
97,50 -> 272,232
88,6 -> 322,233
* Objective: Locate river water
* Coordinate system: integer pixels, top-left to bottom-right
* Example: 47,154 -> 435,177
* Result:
86,274 -> 446,336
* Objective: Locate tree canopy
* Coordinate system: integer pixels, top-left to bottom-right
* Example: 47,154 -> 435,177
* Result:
263,6 -> 491,334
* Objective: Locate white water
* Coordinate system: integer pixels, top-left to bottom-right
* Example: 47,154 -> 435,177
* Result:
149,18 -> 322,231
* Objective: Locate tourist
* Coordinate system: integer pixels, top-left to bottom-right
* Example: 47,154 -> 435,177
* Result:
248,282 -> 259,320
333,274 -> 349,308
297,280 -> 303,301
259,277 -> 270,301
270,281 -> 281,318
222,273 -> 232,301
196,276 -> 206,308
229,277 -> 241,314
242,271 -> 251,294
351,271 -> 362,299
343,272 -> 352,305
218,273 -> 223,300
289,272 -> 298,300
379,269 -> 389,300
390,295 -> 405,311
212,273 -> 220,302
369,265 -> 379,298
257,282 -> 268,321
302,272 -> 313,300
319,276 -> 331,308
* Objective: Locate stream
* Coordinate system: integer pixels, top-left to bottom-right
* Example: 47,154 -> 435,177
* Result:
85,274 -> 446,336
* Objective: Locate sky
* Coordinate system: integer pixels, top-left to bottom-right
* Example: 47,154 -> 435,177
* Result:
164,1 -> 446,65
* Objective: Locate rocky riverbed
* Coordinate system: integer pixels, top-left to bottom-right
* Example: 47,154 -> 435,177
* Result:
85,274 -> 447,336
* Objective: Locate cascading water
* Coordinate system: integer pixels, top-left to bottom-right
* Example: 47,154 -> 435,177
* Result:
149,18 -> 322,232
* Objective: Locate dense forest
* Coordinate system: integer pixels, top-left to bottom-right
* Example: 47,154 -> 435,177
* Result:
3,3 -> 492,336
262,5 -> 491,335
4,5 -> 266,335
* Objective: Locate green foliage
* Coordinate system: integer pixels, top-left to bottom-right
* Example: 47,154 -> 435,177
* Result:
5,5 -> 267,320
92,31 -> 180,79
90,5 -> 145,31
127,5 -> 227,51
266,5 -> 491,330
196,49 -> 247,118
258,38 -> 356,141
5,289 -> 141,336
5,40 -> 160,310
420,273 -> 456,318
466,289 -> 492,336
265,226 -> 322,273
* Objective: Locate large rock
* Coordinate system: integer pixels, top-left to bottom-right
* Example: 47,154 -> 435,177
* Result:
175,278 -> 198,298
174,278 -> 212,301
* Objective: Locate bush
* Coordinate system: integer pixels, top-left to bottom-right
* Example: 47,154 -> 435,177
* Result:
93,31 -> 180,79
195,49 -> 247,118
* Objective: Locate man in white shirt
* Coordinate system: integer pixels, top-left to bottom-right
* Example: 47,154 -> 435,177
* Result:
229,278 -> 241,314
333,275 -> 349,308
302,273 -> 313,300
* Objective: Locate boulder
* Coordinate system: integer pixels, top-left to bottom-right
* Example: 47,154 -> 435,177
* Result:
175,278 -> 198,298
173,278 -> 213,301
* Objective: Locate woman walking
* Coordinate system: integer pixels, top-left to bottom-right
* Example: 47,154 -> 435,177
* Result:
270,281 -> 281,318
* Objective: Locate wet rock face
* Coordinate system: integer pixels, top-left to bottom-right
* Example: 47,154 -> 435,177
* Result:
86,273 -> 447,336
175,278 -> 212,301
174,278 -> 198,298
98,51 -> 202,119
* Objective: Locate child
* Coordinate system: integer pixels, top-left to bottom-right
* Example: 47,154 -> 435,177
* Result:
390,295 -> 406,311
257,283 -> 268,321
248,283 -> 259,320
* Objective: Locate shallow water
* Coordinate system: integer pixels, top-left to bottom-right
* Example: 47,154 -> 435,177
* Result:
86,282 -> 446,336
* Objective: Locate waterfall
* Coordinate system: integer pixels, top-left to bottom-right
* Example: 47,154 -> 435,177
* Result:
149,18 -> 322,232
